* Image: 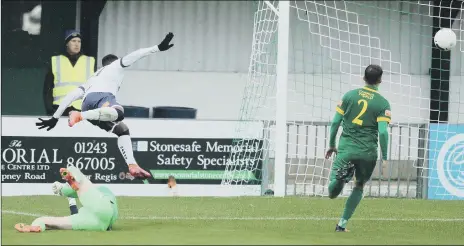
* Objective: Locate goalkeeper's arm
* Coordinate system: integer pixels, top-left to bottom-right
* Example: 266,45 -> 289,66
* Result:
120,32 -> 174,68
378,122 -> 389,160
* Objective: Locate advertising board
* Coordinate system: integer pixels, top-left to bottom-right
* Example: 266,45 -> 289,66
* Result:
427,124 -> 464,200
1,137 -> 262,185
1,116 -> 264,197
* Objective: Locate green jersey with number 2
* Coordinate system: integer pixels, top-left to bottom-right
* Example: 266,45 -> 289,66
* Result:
335,86 -> 391,158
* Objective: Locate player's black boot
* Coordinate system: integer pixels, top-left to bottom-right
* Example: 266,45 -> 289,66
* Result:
336,162 -> 355,183
335,225 -> 349,232
335,224 -> 349,232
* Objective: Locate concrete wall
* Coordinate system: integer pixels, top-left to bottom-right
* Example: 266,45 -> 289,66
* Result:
98,1 -> 464,74
116,71 -> 464,123
98,1 -> 464,123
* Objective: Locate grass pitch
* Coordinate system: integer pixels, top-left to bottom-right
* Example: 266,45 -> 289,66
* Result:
2,196 -> 463,245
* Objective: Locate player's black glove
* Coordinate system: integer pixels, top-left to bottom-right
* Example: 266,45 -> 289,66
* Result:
158,32 -> 174,51
36,117 -> 58,131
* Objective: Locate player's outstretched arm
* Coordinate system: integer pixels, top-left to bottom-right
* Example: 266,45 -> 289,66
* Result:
35,87 -> 85,131
52,88 -> 85,119
326,112 -> 343,159
378,121 -> 389,161
119,32 -> 174,67
326,96 -> 348,158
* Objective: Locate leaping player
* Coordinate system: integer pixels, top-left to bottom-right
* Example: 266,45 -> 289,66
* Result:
15,166 -> 118,232
325,64 -> 391,232
36,32 -> 175,180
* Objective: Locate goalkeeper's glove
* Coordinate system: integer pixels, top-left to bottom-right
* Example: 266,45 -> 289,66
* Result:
52,181 -> 64,196
158,32 -> 174,51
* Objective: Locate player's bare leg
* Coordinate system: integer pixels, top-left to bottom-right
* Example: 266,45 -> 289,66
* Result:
69,106 -> 151,179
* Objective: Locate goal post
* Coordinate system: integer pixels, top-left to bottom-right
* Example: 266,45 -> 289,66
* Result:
274,0 -> 290,197
222,0 -> 464,199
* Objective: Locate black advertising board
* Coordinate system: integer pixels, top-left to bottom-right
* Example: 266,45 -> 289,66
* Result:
1,137 -> 263,185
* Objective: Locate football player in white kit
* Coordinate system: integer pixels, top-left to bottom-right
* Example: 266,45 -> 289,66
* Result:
36,32 -> 175,180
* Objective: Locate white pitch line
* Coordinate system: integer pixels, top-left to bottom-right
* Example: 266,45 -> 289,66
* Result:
2,210 -> 464,222
2,210 -> 46,217
120,216 -> 464,222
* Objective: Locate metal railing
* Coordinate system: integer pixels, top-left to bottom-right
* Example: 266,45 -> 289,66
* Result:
261,121 -> 428,198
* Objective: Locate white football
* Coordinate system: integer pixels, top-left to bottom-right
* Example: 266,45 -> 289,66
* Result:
434,28 -> 457,51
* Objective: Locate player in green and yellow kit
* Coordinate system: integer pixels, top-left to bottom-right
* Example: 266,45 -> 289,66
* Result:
325,64 -> 391,232
14,166 -> 118,233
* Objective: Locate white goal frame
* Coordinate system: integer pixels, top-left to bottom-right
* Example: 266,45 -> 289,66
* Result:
270,0 -> 290,197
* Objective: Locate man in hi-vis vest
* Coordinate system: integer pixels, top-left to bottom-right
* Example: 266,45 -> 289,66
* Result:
43,30 -> 96,116
42,29 -> 95,216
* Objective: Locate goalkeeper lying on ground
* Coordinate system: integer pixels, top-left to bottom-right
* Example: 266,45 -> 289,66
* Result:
15,166 -> 118,233
325,64 -> 390,232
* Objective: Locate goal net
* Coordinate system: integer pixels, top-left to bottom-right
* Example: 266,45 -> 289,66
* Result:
222,0 -> 464,199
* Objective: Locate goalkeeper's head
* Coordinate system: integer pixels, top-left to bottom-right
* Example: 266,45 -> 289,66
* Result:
102,54 -> 119,66
364,64 -> 383,85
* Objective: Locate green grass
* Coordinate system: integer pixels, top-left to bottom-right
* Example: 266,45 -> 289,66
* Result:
2,196 -> 464,245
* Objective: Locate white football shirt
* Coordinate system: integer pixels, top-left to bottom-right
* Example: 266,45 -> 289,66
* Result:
81,59 -> 126,98
52,44 -> 160,119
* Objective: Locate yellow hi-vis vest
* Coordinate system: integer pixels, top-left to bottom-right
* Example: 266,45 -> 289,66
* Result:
51,55 -> 95,110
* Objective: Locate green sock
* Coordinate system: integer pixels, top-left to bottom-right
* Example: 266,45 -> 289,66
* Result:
61,184 -> 78,198
31,219 -> 46,231
338,187 -> 363,228
67,166 -> 86,183
328,179 -> 344,198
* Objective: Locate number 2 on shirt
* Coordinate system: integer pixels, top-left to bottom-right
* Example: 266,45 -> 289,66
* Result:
352,99 -> 368,126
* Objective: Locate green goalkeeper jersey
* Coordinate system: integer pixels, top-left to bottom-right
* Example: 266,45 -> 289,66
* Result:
335,85 -> 391,157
